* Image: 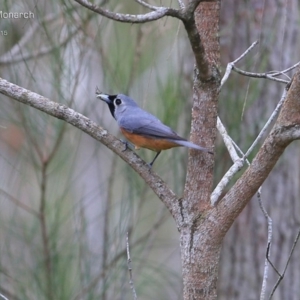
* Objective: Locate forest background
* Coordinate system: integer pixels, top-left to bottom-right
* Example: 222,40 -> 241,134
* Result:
0,1 -> 299,299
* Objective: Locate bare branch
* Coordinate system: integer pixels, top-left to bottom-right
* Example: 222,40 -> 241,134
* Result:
216,68 -> 300,231
211,116 -> 254,205
211,158 -> 244,205
245,89 -> 288,157
213,85 -> 289,205
0,293 -> 9,300
0,78 -> 181,221
216,117 -> 240,161
258,187 -> 272,300
211,117 -> 245,205
268,229 -> 300,299
232,66 -> 290,84
219,42 -> 298,93
233,41 -> 259,64
134,0 -> 158,11
219,41 -> 259,91
74,0 -> 182,23
269,61 -> 300,77
126,232 -> 138,300
266,243 -> 281,277
181,5 -> 212,80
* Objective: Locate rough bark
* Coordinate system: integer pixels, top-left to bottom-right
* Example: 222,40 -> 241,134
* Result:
180,2 -> 221,299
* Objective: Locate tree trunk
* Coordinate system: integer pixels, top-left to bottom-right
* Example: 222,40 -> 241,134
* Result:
180,2 -> 221,299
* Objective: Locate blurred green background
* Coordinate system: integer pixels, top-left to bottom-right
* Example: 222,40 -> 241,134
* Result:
0,1 -> 300,299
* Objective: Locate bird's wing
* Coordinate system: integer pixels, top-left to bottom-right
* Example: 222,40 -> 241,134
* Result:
118,109 -> 212,153
119,111 -> 185,141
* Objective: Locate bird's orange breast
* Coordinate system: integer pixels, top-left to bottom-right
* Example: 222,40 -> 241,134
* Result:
120,128 -> 180,151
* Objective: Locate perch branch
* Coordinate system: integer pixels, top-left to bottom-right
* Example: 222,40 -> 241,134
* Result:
0,78 -> 181,221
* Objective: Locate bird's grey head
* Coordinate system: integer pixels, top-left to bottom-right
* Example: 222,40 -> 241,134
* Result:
96,93 -> 139,119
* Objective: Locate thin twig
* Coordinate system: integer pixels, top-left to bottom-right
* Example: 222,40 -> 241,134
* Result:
219,41 -> 259,91
266,243 -> 281,277
135,0 -> 159,10
219,41 -> 298,92
216,117 -> 240,162
74,0 -> 182,23
212,117 -> 249,205
0,293 -> 9,300
72,213 -> 168,300
232,41 -> 259,64
0,188 -> 39,217
213,86 -> 288,205
245,89 -> 288,157
211,158 -> 244,205
232,66 -> 289,84
126,232 -> 138,300
257,187 -> 272,300
269,61 -> 300,77
268,229 -> 300,299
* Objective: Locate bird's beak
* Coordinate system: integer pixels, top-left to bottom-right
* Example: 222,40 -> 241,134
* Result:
96,93 -> 111,104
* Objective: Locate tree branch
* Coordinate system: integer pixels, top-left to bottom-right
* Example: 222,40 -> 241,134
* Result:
0,78 -> 181,221
216,117 -> 240,161
213,68 -> 300,235
74,0 -> 182,23
134,0 -> 159,11
232,67 -> 290,84
268,229 -> 300,299
219,41 -> 300,90
126,232 -> 138,300
181,1 -> 214,81
245,89 -> 288,157
212,41 -> 300,205
219,41 -> 259,91
75,0 -> 213,81
258,187 -> 273,300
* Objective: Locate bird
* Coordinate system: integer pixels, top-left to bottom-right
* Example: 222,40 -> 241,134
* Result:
96,92 -> 213,167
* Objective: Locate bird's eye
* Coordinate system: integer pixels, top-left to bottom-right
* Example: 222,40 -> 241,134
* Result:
115,98 -> 122,106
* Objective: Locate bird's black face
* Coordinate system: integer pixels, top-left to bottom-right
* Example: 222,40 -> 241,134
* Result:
96,93 -> 128,119
96,94 -> 118,119
106,95 -> 117,119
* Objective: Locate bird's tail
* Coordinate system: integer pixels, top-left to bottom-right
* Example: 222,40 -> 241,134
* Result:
173,140 -> 213,154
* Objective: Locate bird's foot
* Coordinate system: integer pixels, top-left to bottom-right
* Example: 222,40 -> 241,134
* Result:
146,162 -> 153,171
120,140 -> 132,152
